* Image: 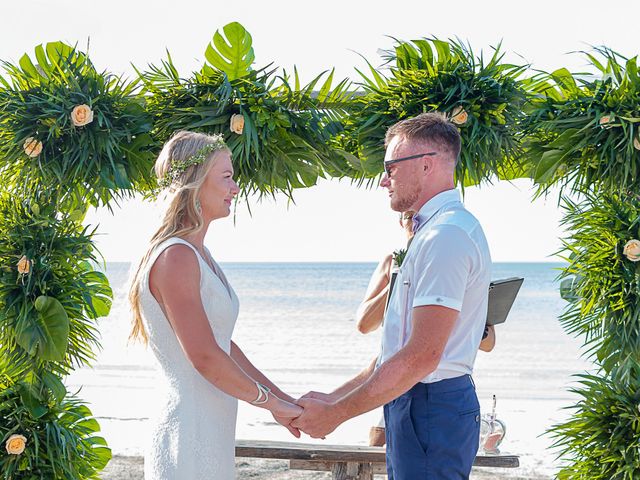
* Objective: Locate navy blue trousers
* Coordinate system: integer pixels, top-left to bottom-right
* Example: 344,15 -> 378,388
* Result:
383,375 -> 480,480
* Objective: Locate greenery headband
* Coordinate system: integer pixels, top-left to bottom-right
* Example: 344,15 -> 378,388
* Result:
157,134 -> 228,190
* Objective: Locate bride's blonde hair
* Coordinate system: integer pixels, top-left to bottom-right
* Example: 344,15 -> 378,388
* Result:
128,130 -> 230,343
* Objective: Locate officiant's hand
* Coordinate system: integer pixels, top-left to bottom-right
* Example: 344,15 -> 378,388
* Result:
292,398 -> 346,439
271,398 -> 303,438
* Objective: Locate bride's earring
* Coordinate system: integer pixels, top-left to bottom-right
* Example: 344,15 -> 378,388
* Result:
195,199 -> 202,213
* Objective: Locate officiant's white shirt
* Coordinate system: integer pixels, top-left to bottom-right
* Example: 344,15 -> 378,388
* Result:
379,189 -> 491,383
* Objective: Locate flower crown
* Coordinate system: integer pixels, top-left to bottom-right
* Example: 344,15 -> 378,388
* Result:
157,134 -> 228,190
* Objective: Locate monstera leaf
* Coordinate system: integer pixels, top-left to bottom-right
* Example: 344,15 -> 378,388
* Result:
15,296 -> 70,362
204,22 -> 255,80
16,41 -> 88,83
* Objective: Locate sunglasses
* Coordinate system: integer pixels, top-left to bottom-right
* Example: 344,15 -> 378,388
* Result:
383,152 -> 437,176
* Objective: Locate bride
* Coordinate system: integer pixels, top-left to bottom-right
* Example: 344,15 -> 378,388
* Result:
128,131 -> 302,479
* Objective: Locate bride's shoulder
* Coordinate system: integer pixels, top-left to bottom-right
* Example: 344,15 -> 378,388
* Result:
149,242 -> 200,289
149,239 -> 197,272
155,242 -> 197,266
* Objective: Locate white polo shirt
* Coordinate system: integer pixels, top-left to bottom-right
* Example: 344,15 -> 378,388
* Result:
379,189 -> 491,383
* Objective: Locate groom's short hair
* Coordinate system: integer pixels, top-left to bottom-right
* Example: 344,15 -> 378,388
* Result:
385,112 -> 461,164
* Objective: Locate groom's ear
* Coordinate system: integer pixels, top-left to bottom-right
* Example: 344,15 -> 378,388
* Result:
422,157 -> 432,174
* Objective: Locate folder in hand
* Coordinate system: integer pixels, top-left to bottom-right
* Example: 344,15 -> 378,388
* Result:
486,277 -> 524,326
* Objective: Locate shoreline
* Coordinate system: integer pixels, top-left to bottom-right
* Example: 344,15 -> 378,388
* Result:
101,455 -> 551,479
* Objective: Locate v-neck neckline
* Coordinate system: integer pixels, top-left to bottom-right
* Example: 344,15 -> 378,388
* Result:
175,238 -> 232,299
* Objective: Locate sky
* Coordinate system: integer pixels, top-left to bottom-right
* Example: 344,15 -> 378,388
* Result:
2,0 -> 638,262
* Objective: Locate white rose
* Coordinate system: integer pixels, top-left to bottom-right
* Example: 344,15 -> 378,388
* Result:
71,104 -> 94,127
623,239 -> 640,262
230,113 -> 245,134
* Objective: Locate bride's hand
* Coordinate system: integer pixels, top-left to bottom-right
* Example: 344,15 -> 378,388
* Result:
271,397 -> 303,419
271,398 -> 303,438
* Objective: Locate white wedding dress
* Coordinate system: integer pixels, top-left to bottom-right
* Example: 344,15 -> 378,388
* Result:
139,237 -> 239,479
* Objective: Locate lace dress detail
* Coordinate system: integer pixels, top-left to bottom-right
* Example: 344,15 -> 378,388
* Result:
139,237 -> 239,479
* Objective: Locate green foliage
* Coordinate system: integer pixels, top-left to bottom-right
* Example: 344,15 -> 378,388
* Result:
556,192 -> 640,381
0,41 -> 156,207
0,190 -> 112,373
549,374 -> 640,480
16,296 -> 70,363
525,48 -> 640,195
204,22 -> 255,81
338,38 -> 531,186
392,248 -> 407,267
0,377 -> 111,479
137,24 -> 353,198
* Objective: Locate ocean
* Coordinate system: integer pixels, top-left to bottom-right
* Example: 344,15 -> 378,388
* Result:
65,262 -> 592,478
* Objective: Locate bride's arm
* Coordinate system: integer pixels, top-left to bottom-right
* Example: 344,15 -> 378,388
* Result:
230,342 -> 295,403
149,245 -> 301,422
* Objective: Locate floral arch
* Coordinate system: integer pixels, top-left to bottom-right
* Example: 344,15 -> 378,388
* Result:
0,22 -> 638,479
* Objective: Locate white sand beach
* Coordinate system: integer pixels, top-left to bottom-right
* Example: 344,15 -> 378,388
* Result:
102,455 -> 550,479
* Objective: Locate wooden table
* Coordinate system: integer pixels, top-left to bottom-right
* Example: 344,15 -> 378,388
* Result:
236,440 -> 520,480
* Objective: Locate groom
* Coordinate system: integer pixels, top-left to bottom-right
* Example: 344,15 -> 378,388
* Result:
293,112 -> 492,479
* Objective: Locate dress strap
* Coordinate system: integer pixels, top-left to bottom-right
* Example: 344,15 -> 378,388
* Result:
144,237 -> 202,280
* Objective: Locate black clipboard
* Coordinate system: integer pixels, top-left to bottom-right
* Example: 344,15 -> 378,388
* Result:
486,277 -> 524,326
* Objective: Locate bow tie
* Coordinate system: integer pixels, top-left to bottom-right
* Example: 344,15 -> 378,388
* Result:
412,213 -> 423,234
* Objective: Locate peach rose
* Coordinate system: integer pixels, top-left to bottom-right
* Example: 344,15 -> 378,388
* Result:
5,434 -> 27,455
17,255 -> 31,274
634,135 -> 640,151
599,115 -> 614,128
23,137 -> 43,157
450,106 -> 468,125
230,113 -> 244,134
71,104 -> 94,127
623,239 -> 640,262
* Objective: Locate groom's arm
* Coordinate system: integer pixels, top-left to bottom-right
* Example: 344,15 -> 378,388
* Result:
301,355 -> 378,402
294,305 -> 457,438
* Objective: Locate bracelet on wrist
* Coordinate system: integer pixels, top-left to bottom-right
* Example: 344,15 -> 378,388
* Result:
251,381 -> 271,405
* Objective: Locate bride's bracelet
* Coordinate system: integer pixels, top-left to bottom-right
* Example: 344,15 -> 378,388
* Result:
251,382 -> 271,405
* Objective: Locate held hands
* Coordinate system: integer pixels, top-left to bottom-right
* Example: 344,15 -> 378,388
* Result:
291,391 -> 346,439
269,390 -> 347,440
270,397 -> 303,438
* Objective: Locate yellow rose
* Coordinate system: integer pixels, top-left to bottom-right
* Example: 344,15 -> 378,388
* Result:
230,113 -> 245,134
450,106 -> 468,125
23,137 -> 43,157
71,104 -> 94,127
17,255 -> 31,274
634,135 -> 640,151
623,239 -> 640,262
5,434 -> 27,455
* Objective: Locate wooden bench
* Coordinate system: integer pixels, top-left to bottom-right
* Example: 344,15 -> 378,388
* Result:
236,440 -> 519,480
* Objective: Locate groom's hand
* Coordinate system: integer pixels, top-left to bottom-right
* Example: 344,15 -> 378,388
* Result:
299,391 -> 334,403
272,413 -> 302,438
291,398 -> 345,439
